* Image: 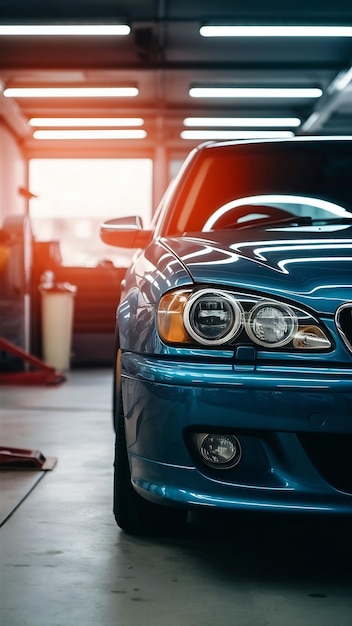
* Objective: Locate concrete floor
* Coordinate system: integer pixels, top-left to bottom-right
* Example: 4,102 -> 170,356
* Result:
1,369 -> 352,626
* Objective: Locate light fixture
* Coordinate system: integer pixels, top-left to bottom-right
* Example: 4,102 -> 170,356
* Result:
181,130 -> 295,140
29,117 -> 144,127
200,25 -> 352,37
333,67 -> 352,91
4,87 -> 139,98
189,87 -> 322,99
33,129 -> 147,140
183,117 -> 301,128
300,112 -> 320,132
0,24 -> 131,36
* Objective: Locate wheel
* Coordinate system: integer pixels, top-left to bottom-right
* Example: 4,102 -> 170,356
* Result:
113,370 -> 188,535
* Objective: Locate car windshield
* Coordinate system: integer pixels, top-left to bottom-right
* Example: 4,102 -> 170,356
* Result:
166,140 -> 352,234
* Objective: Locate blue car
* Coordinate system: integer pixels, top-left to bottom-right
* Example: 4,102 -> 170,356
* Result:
100,137 -> 352,534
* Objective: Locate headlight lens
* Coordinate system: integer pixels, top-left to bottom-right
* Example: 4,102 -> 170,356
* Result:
183,289 -> 243,345
246,302 -> 298,347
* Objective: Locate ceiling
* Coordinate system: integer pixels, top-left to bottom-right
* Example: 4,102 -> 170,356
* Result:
0,0 -> 352,159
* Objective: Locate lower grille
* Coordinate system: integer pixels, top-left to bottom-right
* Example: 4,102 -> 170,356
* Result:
298,433 -> 352,494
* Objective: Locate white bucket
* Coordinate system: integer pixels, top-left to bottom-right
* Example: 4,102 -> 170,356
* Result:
40,281 -> 77,371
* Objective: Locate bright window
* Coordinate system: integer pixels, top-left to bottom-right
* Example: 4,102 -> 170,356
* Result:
29,158 -> 153,266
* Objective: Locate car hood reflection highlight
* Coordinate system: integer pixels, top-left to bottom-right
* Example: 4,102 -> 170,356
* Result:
164,224 -> 352,313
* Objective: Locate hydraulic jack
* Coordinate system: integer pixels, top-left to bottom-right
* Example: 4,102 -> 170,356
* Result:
0,337 -> 66,385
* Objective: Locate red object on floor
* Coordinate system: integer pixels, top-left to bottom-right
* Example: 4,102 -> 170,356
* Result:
0,446 -> 57,470
0,337 -> 66,385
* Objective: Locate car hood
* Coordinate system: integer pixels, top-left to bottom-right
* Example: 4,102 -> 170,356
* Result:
162,224 -> 352,314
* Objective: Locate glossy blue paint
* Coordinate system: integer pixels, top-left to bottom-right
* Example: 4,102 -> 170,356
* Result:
166,227 -> 352,314
118,226 -> 352,352
120,358 -> 352,513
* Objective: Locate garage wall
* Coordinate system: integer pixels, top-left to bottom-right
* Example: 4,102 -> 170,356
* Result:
0,119 -> 30,359
0,121 -> 27,224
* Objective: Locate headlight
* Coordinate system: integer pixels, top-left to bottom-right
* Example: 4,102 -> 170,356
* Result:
157,288 -> 331,351
183,289 -> 243,345
246,301 -> 298,347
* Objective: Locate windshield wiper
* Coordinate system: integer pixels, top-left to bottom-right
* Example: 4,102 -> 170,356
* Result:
310,217 -> 352,225
225,215 -> 313,230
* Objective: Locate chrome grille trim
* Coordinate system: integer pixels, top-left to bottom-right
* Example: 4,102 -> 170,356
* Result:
335,303 -> 352,354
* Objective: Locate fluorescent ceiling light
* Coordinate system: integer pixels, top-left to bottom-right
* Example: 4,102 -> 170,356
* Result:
300,112 -> 320,132
33,129 -> 147,140
0,24 -> 130,36
200,25 -> 352,37
4,87 -> 139,98
189,87 -> 322,98
333,67 -> 352,91
29,117 -> 144,127
181,130 -> 295,140
183,117 -> 301,127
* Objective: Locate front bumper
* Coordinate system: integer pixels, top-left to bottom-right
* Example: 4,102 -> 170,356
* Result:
121,352 -> 352,514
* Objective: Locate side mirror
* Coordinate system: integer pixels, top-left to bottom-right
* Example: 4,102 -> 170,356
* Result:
100,216 -> 152,249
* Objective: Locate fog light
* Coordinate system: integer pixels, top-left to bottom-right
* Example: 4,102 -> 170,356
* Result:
198,433 -> 242,468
